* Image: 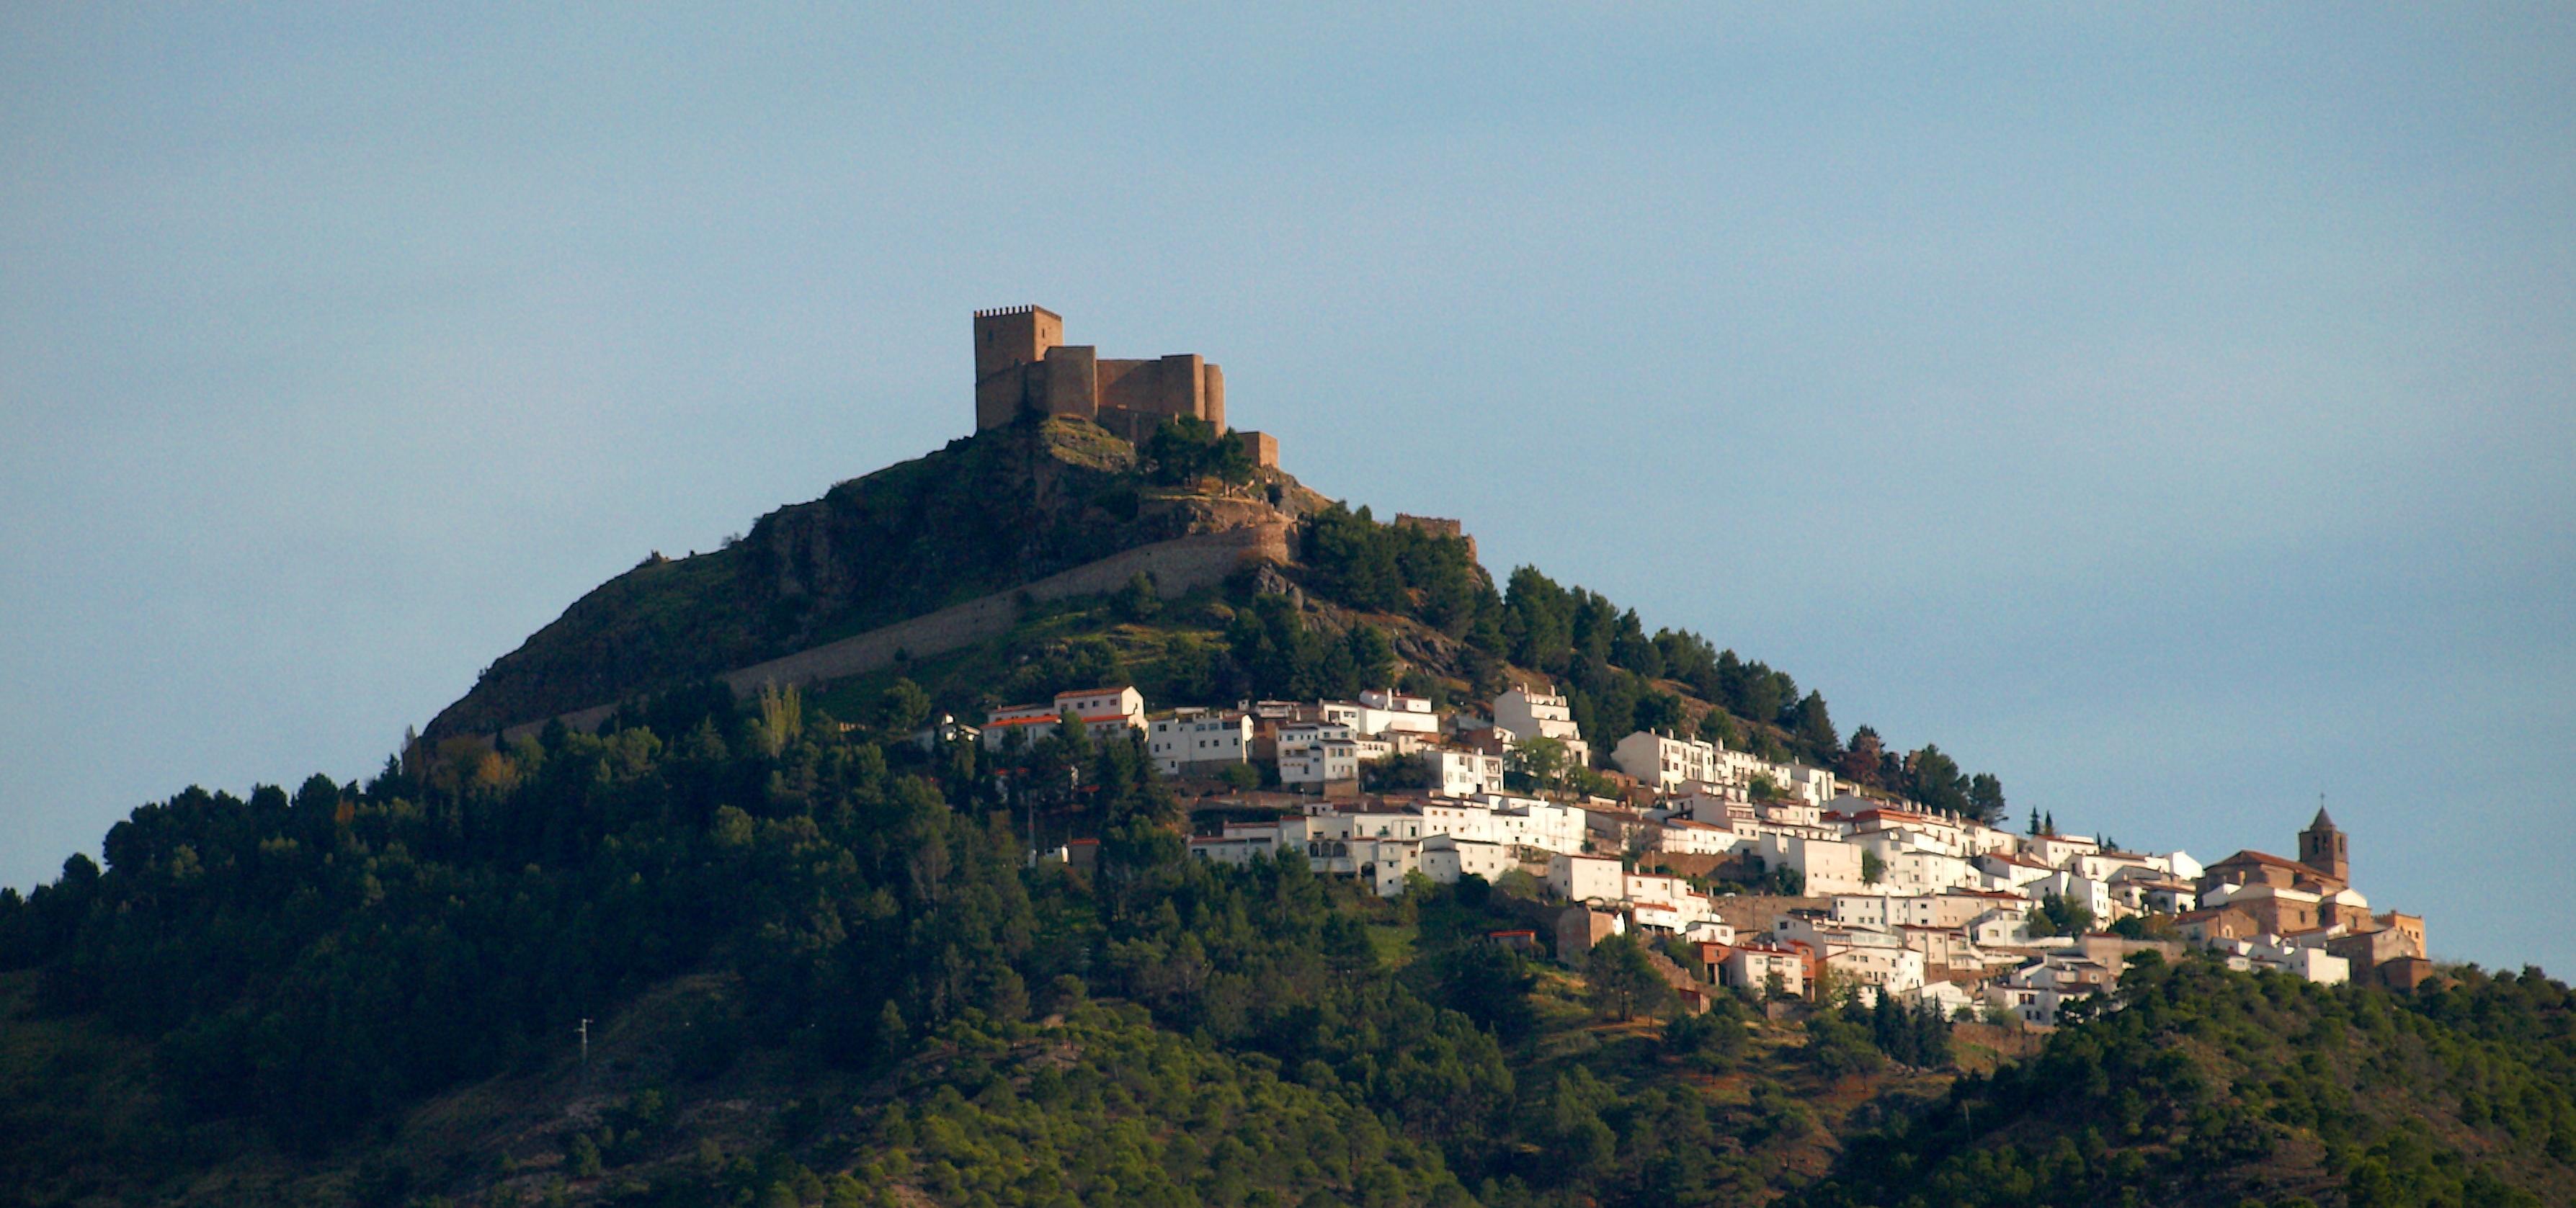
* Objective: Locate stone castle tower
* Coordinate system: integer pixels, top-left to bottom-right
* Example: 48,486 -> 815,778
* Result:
972,305 -> 1229,445
2299,805 -> 2350,884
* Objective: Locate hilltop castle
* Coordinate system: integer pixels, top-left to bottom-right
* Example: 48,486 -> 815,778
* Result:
972,305 -> 1275,466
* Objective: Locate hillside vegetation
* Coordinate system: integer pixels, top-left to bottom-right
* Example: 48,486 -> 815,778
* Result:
6,645 -> 2574,1206
428,419 -> 1311,738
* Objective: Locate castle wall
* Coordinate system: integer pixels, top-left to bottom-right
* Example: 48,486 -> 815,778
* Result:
1042,344 -> 1099,419
1236,430 -> 1278,468
1098,354 -> 1207,421
1394,513 -> 1477,562
1094,357 -> 1161,416
499,523 -> 1293,742
976,366 -> 1031,431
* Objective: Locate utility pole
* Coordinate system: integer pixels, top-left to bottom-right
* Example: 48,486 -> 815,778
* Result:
578,1017 -> 591,1075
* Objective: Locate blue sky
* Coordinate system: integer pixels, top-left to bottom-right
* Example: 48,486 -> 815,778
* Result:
4,6 -> 2570,972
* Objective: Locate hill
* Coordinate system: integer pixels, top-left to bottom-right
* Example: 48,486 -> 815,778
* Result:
4,426 -> 2570,1207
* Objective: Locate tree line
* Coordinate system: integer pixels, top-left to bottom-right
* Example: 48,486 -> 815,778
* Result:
1297,504 -> 2011,822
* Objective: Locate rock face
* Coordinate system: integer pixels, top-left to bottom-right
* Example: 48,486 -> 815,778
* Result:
427,420 -> 1306,738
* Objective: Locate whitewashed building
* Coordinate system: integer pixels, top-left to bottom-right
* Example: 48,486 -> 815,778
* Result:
1548,854 -> 1624,903
1492,685 -> 1590,764
983,686 -> 1148,749
1358,689 -> 1442,738
1148,710 -> 1252,776
1611,730 -> 1719,793
1426,749 -> 1507,798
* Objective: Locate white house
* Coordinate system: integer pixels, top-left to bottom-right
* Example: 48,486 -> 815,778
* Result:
2250,940 -> 2351,985
1188,822 -> 1283,867
1966,905 -> 2034,949
1623,871 -> 1697,912
2026,871 -> 2121,923
1548,854 -> 1623,903
1280,741 -> 1359,787
1355,838 -> 1422,897
1775,764 -> 1841,807
1706,943 -> 1807,998
1907,980 -> 1980,1018
1476,796 -> 1590,855
1492,685 -> 1589,764
1679,787 -> 1757,828
2022,833 -> 2103,869
1975,851 -> 2059,892
983,686 -> 1147,750
1752,833 -> 1870,896
1835,889 -> 2028,931
1656,817 -> 1737,856
1984,954 -> 2117,1026
1633,896 -> 1726,937
1357,689 -> 1442,738
1827,943 -> 1927,998
1147,710 -> 1252,776
2106,869 -> 2198,916
1278,722 -> 1361,788
1611,730 -> 1718,793
1420,833 -> 1515,886
1426,748 -> 1506,798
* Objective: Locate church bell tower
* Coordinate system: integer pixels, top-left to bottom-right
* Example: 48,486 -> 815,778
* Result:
2299,801 -> 2349,884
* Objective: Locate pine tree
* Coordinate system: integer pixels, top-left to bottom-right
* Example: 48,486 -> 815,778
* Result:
1967,772 -> 2006,824
1791,691 -> 1839,760
1914,1001 -> 1952,1068
1840,726 -> 1885,787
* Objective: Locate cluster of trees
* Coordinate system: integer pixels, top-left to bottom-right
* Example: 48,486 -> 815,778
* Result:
1224,590 -> 1398,702
1300,504 -> 1492,637
0,683 -> 1142,1153
1795,954 -> 2576,1208
1294,508 -> 2012,823
850,1002 -> 1470,1206
2030,892 -> 2098,938
1141,416 -> 1256,487
1855,992 -> 1955,1070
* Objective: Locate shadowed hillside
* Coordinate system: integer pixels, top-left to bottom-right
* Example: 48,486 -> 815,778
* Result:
427,419 -> 1317,739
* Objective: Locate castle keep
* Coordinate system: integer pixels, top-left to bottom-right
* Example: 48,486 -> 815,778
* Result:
973,305 -> 1229,445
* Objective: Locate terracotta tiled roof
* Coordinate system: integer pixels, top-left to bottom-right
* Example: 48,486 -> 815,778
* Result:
2209,849 -> 2316,872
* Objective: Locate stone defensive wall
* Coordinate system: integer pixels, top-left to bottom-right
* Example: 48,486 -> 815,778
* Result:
500,522 -> 1291,742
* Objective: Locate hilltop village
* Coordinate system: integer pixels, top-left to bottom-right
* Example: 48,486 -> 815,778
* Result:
935,306 -> 2435,1029
961,680 -> 2429,1026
